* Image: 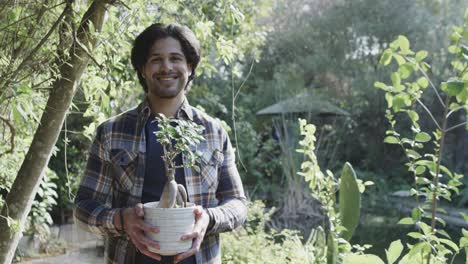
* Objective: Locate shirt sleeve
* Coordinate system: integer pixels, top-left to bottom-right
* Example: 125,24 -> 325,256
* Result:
205,129 -> 247,236
74,124 -> 124,236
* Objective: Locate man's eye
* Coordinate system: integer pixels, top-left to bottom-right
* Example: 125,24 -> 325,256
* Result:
151,58 -> 161,62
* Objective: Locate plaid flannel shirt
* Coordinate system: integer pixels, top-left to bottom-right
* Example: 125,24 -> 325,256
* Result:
74,98 -> 247,264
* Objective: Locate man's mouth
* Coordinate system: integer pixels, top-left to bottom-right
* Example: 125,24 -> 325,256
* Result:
156,75 -> 178,81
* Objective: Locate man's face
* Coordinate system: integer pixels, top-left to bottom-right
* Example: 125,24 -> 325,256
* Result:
142,37 -> 192,99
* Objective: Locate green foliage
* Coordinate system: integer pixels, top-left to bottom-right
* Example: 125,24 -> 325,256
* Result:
367,7 -> 468,264
297,119 -> 369,262
221,200 -> 327,263
154,114 -> 205,171
27,169 -> 58,229
154,114 -> 205,208
386,239 -> 404,264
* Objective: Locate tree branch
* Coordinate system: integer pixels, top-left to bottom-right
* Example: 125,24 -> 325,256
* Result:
6,3 -> 70,83
445,122 -> 467,133
234,59 -> 255,101
0,2 -> 67,33
416,98 -> 441,130
11,1 -> 49,61
0,115 -> 15,158
446,106 -> 466,118
414,60 -> 445,108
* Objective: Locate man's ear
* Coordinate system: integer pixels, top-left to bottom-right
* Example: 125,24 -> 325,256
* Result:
140,66 -> 146,79
188,64 -> 193,78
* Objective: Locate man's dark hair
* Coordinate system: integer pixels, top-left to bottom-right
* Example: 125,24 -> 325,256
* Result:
131,23 -> 201,92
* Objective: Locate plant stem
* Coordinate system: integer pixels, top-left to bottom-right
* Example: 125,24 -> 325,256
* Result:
414,60 -> 445,108
446,106 -> 465,118
445,121 -> 467,133
427,96 -> 450,264
416,98 -> 442,130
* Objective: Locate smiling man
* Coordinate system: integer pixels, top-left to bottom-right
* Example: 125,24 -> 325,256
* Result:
74,23 -> 247,264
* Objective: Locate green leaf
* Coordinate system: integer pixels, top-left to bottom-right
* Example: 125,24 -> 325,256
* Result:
451,31 -> 463,42
389,38 -> 400,50
462,44 -> 468,57
393,84 -> 405,92
460,237 -> 468,248
384,136 -> 399,144
385,93 -> 393,108
407,110 -> 419,122
448,45 -> 460,54
343,254 -> 385,264
339,163 -> 361,241
398,217 -> 414,225
415,166 -> 426,175
407,232 -> 423,239
406,149 -> 421,159
392,94 -> 410,112
460,213 -> 468,223
391,72 -> 401,86
419,222 -> 431,235
379,50 -> 392,65
386,240 -> 404,264
437,229 -> 451,239
415,132 -> 431,142
411,208 -> 422,222
462,228 -> 468,237
415,50 -> 428,62
374,81 -> 388,90
440,238 -> 459,252
398,35 -> 410,51
446,80 -> 464,96
398,63 -> 414,79
417,77 -> 429,89
436,217 -> 447,226
393,54 -> 406,65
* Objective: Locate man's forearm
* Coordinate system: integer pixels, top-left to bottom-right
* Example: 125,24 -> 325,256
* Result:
204,197 -> 247,236
74,198 -> 124,236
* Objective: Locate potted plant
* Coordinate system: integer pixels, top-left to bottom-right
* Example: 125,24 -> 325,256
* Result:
143,114 -> 205,256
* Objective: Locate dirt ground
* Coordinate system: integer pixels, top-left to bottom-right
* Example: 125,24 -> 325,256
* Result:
19,243 -> 104,264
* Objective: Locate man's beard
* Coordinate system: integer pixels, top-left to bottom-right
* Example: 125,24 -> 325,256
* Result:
148,81 -> 187,98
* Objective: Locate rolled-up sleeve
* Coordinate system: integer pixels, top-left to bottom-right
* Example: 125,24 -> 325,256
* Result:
205,129 -> 247,236
74,124 -> 124,236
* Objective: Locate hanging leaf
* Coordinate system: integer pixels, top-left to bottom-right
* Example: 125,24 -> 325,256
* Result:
386,240 -> 404,264
384,136 -> 399,144
338,163 -> 360,241
415,132 -> 431,142
415,50 -> 428,62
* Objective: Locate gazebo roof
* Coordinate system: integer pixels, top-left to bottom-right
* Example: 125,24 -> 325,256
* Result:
256,93 -> 349,116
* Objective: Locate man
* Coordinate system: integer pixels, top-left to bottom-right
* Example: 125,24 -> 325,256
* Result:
74,23 -> 247,264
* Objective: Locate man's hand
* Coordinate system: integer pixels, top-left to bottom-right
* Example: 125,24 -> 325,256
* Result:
122,203 -> 162,261
174,206 -> 210,264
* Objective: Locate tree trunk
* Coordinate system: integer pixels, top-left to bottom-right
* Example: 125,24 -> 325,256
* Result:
0,1 -> 114,263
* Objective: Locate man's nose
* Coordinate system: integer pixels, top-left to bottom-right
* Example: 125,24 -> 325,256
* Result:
160,59 -> 172,72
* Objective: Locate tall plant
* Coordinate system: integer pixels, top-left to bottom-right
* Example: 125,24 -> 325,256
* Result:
346,8 -> 468,264
297,119 -> 370,263
153,114 -> 204,208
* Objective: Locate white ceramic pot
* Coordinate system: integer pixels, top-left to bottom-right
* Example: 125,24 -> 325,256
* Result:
143,201 -> 195,256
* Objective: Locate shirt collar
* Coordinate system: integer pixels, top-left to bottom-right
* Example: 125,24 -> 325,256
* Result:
176,98 -> 194,121
137,96 -> 193,121
137,97 -> 152,117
